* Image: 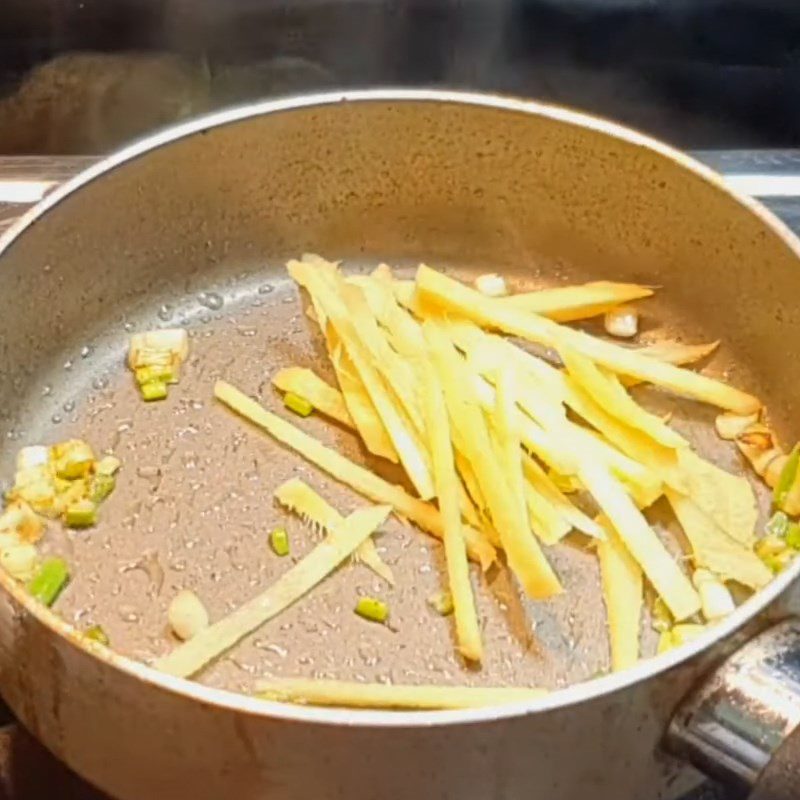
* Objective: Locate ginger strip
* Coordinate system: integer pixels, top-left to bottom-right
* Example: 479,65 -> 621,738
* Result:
255,678 -> 547,709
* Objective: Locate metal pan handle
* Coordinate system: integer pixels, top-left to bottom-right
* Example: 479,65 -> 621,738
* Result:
666,618 -> 800,800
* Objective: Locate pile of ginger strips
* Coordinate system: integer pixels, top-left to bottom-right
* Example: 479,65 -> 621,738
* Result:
217,255 -> 777,680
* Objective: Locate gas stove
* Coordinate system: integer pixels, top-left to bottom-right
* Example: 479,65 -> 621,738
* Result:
0,149 -> 797,800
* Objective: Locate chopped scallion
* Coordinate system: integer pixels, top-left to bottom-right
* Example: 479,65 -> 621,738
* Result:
95,455 -> 121,477
269,528 -> 290,557
84,624 -> 109,646
650,597 -> 673,633
27,557 -> 69,606
766,510 -> 790,538
140,381 -> 168,402
774,445 -> 800,509
283,392 -> 313,417
52,439 -> 95,480
136,364 -> 176,386
90,474 -> 116,504
787,523 -> 800,551
427,590 -> 454,616
65,500 -> 97,528
354,596 -> 389,624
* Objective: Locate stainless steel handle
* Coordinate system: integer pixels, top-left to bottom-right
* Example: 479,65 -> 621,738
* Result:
666,619 -> 800,799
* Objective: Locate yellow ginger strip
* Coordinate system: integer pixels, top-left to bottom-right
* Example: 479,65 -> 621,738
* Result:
676,450 -> 758,548
622,340 -> 720,387
578,460 -> 700,621
328,337 -> 398,462
155,503 -> 392,677
522,455 -> 605,542
424,328 -> 561,599
338,279 -> 426,433
272,367 -> 353,427
313,287 -> 397,463
494,369 -> 528,518
558,343 -> 687,450
415,264 -> 760,414
214,381 -> 495,569
419,347 -> 482,662
596,515 -> 643,672
348,272 -> 427,358
274,478 -> 394,586
499,280 -> 654,321
290,260 -> 434,499
256,678 -> 547,709
666,489 -> 770,590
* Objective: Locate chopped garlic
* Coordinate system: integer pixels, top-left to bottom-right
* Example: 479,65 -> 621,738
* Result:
692,569 -> 735,622
168,589 -> 209,641
0,501 -> 45,542
16,446 -> 49,471
604,305 -> 639,338
9,467 -> 57,517
128,329 -> 189,368
475,274 -> 508,298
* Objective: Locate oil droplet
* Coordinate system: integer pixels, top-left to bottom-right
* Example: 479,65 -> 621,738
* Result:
123,321 -> 135,332
157,304 -> 174,321
43,264 -> 52,273
80,345 -> 93,359
198,291 -> 224,311
51,414 -> 62,425
199,312 -> 212,324
63,400 -> 75,413
258,283 -> 273,295
41,385 -> 52,397
92,376 -> 109,391
63,359 -> 73,371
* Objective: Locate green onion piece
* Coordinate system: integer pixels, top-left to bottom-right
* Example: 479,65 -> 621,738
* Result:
650,596 -> 673,633
354,596 -> 389,624
766,510 -> 790,538
774,445 -> 800,509
787,523 -> 800,551
283,392 -> 313,417
52,440 -> 95,480
427,590 -> 454,616
95,455 -> 121,477
140,381 -> 168,402
136,364 -> 176,386
763,550 -> 795,574
84,624 -> 109,646
90,474 -> 116,504
65,500 -> 97,528
27,557 -> 69,606
269,528 -> 290,557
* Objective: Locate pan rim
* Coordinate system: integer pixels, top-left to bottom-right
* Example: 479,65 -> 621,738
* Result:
1,87 -> 799,728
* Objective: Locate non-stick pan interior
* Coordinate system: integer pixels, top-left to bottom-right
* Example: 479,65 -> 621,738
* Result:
1,95 -> 799,693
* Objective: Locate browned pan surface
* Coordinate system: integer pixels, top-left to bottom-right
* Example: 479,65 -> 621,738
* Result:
0,93 -> 797,698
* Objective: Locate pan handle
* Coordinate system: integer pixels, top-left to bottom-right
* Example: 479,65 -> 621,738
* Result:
665,618 -> 800,800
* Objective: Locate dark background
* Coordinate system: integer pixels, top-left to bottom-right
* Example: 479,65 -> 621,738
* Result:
0,0 -> 798,154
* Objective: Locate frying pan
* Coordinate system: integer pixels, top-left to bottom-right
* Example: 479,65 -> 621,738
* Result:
0,90 -> 799,800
